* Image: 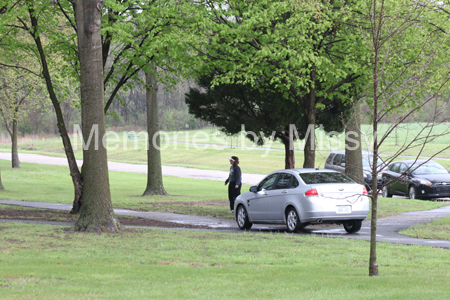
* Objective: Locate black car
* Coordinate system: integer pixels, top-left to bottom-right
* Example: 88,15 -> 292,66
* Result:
381,160 -> 450,199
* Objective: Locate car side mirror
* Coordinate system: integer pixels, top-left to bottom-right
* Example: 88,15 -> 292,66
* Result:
249,186 -> 258,193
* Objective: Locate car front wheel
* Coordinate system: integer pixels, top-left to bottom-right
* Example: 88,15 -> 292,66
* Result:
408,185 -> 417,200
236,205 -> 252,230
286,207 -> 304,233
382,185 -> 392,198
343,220 -> 362,233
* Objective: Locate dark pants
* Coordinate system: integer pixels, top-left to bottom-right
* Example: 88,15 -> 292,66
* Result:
228,181 -> 241,210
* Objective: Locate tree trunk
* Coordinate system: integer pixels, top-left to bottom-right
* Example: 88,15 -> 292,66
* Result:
345,101 -> 364,185
303,67 -> 316,168
74,0 -> 120,232
281,134 -> 295,169
11,119 -> 19,168
0,166 -> 5,190
142,71 -> 167,196
28,6 -> 83,214
369,0 -> 380,276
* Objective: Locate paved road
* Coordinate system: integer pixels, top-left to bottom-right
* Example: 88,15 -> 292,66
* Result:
1,199 -> 450,249
0,152 -> 265,185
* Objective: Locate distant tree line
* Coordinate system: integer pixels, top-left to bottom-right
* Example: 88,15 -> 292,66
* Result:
0,75 -> 207,137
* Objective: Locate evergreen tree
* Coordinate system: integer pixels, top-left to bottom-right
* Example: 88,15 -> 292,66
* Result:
186,73 -> 352,168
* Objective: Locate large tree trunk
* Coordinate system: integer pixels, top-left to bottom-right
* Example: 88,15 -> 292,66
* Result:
142,71 -> 167,196
74,0 -> 120,232
11,119 -> 19,168
345,101 -> 364,185
303,67 -> 316,168
28,6 -> 83,214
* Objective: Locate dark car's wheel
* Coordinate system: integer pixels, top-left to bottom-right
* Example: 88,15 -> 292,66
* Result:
286,207 -> 304,233
382,185 -> 392,198
343,220 -> 362,233
236,205 -> 252,230
408,185 -> 417,200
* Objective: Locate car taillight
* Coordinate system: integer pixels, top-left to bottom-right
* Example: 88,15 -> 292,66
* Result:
305,189 -> 318,196
363,187 -> 368,195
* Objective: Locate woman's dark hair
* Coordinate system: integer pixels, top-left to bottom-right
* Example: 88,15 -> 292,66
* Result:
232,156 -> 239,166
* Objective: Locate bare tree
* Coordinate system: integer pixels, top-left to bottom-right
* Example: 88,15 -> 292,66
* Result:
0,67 -> 38,168
362,0 -> 450,276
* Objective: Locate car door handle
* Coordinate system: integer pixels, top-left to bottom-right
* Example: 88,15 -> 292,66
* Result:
282,190 -> 288,194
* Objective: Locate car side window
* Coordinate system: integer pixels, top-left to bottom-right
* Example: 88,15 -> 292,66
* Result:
258,174 -> 278,191
340,155 -> 346,165
291,177 -> 299,188
391,163 -> 400,173
274,173 -> 293,189
333,154 -> 342,165
326,153 -> 335,164
399,163 -> 407,174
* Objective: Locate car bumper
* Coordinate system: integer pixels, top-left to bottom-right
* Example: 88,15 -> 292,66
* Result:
299,196 -> 370,223
415,184 -> 450,198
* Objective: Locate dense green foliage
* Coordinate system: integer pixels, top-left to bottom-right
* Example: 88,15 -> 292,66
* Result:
185,73 -> 353,143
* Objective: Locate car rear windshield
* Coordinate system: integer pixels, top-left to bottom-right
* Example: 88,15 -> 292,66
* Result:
299,172 -> 355,184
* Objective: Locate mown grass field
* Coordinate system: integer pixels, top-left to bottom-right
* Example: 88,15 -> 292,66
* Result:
400,216 -> 450,241
1,124 -> 450,299
0,160 -> 448,220
1,122 -> 450,173
1,222 -> 450,299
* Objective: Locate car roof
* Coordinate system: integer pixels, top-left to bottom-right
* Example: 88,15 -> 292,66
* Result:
390,160 -> 440,165
268,168 -> 340,175
328,150 -> 373,155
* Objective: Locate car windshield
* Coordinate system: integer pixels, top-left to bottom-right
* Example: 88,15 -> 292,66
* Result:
299,172 -> 355,184
410,162 -> 448,175
362,155 -> 384,167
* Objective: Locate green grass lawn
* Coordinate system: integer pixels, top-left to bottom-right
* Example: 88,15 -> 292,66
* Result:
2,122 -> 450,173
2,125 -> 450,299
0,222 -> 450,299
0,160 -> 245,219
0,160 -> 448,221
400,216 -> 450,241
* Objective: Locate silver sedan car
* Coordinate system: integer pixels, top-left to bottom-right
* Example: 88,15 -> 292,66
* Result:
234,168 -> 369,233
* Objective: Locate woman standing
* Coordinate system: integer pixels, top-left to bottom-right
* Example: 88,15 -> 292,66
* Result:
225,156 -> 242,213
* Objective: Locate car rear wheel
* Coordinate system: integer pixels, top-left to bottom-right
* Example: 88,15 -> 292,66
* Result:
343,220 -> 362,233
236,205 -> 252,230
286,207 -> 304,233
408,185 -> 417,200
382,185 -> 392,198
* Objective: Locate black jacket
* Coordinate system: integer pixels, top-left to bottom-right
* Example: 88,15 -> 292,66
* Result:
225,165 -> 241,186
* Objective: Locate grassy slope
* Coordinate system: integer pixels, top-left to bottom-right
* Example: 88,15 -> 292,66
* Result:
0,223 -> 450,299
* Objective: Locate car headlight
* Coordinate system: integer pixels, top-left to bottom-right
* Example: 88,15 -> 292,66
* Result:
416,179 -> 433,186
